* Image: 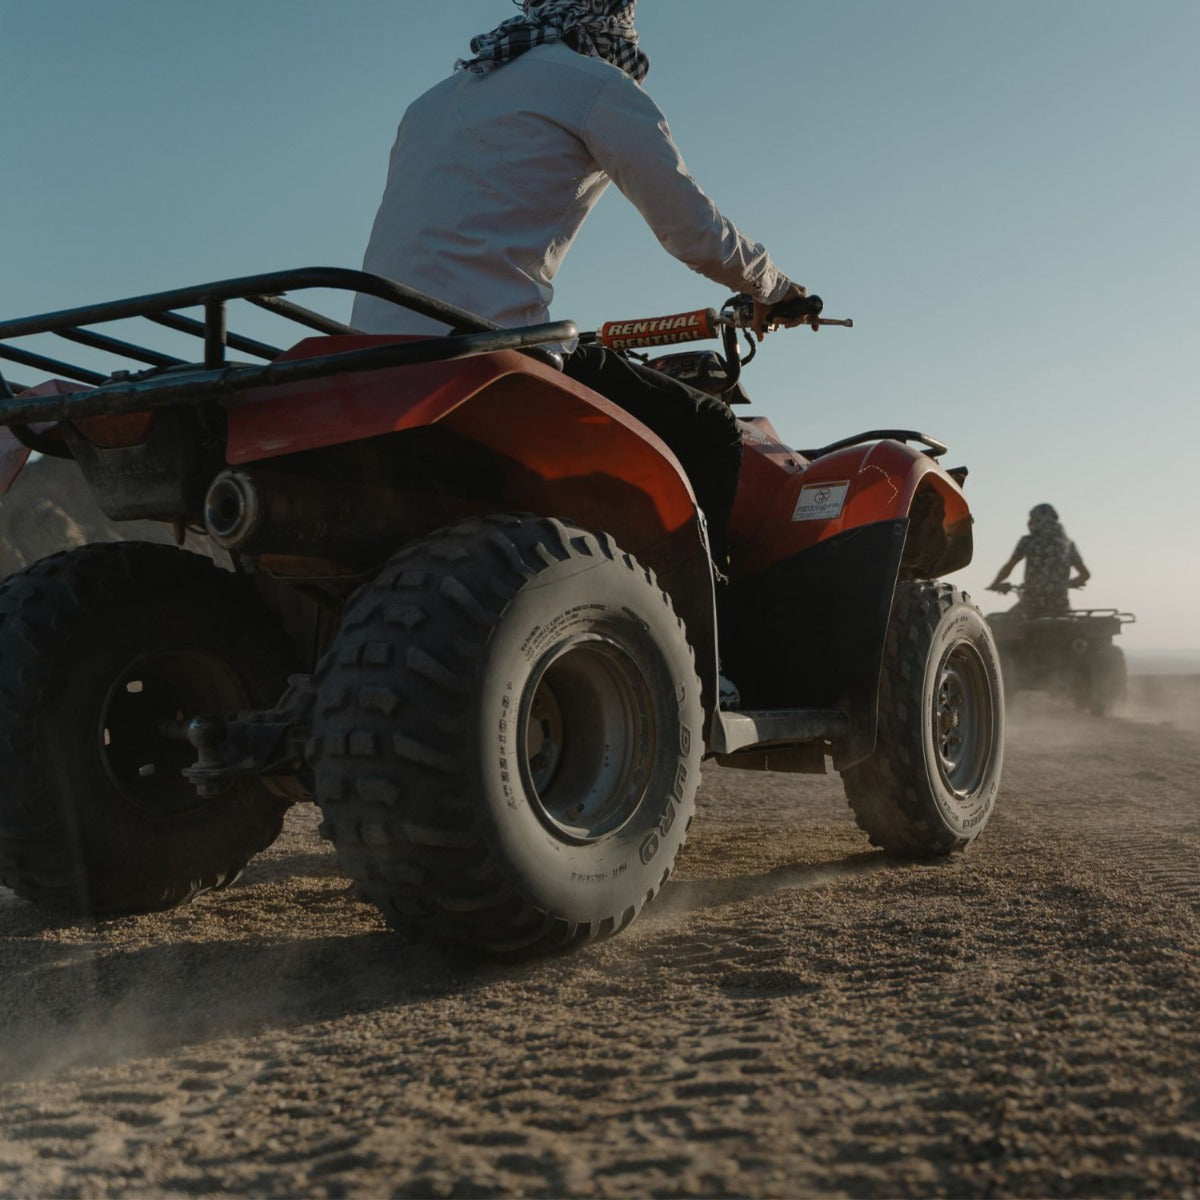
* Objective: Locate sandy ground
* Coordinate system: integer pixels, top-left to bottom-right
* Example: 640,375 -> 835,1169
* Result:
1,676 -> 1198,1199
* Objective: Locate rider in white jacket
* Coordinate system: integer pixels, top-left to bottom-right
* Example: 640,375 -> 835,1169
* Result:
353,0 -> 806,574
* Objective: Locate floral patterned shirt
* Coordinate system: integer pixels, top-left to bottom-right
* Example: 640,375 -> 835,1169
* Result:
1014,529 -> 1085,616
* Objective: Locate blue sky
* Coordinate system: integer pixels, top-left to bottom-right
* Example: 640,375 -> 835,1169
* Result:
4,1 -> 1198,651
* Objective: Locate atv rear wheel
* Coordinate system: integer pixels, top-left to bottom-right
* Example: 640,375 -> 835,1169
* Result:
309,515 -> 703,957
0,542 -> 297,914
841,581 -> 1003,856
1074,642 -> 1127,716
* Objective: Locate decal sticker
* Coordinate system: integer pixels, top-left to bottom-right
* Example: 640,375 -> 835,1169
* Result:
792,480 -> 850,522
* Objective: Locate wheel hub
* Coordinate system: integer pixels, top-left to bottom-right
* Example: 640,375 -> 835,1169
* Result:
520,635 -> 655,843
99,649 -> 249,814
934,642 -> 994,795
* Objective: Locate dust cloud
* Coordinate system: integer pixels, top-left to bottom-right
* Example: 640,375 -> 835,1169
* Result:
1123,671 -> 1200,733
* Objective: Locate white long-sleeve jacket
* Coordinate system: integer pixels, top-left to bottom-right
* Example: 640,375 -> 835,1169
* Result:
351,42 -> 796,335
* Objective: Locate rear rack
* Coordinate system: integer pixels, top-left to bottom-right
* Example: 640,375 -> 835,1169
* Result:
1031,609 -> 1137,624
0,266 -> 575,431
1071,609 -> 1136,623
990,608 -> 1136,628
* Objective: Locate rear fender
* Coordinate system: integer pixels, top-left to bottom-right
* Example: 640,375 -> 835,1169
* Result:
225,337 -> 720,716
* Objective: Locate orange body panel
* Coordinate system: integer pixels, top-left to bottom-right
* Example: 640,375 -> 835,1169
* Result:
225,335 -> 700,549
729,415 -> 970,579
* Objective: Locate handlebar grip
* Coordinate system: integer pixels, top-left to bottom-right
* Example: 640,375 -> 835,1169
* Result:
769,294 -> 824,322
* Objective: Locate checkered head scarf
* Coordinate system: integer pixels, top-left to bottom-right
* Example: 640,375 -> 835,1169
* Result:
457,0 -> 649,83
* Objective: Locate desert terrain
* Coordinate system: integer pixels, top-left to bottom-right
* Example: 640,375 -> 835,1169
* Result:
1,459 -> 1198,1197
1,674 -> 1197,1198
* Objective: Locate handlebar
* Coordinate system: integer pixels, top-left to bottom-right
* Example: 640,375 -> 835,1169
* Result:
592,293 -> 852,352
596,308 -> 719,352
989,581 -> 1088,595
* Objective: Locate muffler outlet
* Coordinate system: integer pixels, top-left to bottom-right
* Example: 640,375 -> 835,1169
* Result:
204,470 -> 261,548
202,468 -> 453,564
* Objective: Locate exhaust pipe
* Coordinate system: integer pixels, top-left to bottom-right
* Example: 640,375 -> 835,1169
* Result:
203,468 -> 439,563
204,470 -> 263,548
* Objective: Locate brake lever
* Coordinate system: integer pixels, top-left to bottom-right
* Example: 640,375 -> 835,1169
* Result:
726,293 -> 852,331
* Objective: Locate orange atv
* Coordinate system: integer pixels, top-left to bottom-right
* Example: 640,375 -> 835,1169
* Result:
0,269 -> 1003,955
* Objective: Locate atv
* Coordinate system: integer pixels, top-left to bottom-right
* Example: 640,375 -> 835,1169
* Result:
0,268 -> 1003,956
986,584 -> 1134,716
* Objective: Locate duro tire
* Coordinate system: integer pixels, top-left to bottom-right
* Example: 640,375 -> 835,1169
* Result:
0,542 -> 297,914
841,581 -> 1004,856
309,515 -> 703,957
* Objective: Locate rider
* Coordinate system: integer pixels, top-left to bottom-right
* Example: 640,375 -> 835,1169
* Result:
989,503 -> 1091,617
350,0 -> 809,572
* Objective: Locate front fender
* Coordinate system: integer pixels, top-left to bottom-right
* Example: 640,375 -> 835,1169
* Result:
720,518 -> 908,767
731,436 -> 972,579
722,436 -> 975,767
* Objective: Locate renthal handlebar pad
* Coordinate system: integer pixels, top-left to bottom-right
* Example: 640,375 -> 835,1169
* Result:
598,308 -> 718,351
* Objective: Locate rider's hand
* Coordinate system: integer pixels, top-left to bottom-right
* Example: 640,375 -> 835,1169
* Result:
752,283 -> 807,340
990,581 -> 1012,594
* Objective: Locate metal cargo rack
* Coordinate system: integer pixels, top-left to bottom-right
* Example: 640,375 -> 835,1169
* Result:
0,266 -> 576,445
989,607 -> 1136,645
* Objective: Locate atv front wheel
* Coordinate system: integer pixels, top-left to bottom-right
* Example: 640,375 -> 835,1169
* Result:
841,581 -> 1003,856
0,543 -> 298,914
309,515 -> 703,957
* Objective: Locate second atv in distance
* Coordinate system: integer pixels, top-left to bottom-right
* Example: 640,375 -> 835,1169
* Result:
987,584 -> 1134,715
